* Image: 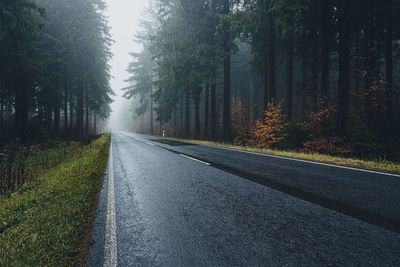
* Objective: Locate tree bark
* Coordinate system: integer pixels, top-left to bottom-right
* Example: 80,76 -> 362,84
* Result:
223,0 -> 231,141
69,89 -> 74,133
337,0 -> 351,137
76,82 -> 83,139
0,92 -> 3,134
0,79 -> 4,133
64,67 -> 68,136
286,33 -> 294,119
268,13 -> 276,103
185,90 -> 190,137
93,111 -> 97,135
302,56 -> 308,113
46,101 -> 52,129
210,72 -> 216,139
180,94 -> 184,136
150,85 -> 154,135
195,93 -> 200,137
54,78 -> 60,134
204,81 -> 209,138
311,29 -> 319,105
320,0 -> 330,97
15,72 -> 29,132
385,0 -> 393,124
85,90 -> 89,136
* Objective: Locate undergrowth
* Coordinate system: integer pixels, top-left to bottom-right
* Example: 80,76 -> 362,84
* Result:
0,135 -> 110,266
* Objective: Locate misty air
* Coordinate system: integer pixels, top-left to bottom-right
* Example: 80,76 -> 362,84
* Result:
1,0 -> 400,266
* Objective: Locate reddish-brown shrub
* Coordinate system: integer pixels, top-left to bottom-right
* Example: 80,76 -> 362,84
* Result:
298,97 -> 349,155
248,100 -> 287,148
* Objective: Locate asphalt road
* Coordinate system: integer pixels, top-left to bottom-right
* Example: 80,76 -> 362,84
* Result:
89,132 -> 400,266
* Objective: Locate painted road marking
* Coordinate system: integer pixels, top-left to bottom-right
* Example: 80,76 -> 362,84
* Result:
104,140 -> 117,267
121,132 -> 156,147
146,142 -> 156,146
200,145 -> 400,178
179,154 -> 211,166
124,132 -> 399,178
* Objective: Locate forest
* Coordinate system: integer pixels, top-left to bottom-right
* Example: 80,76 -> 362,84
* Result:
124,0 -> 400,161
0,0 -> 112,193
0,0 -> 112,143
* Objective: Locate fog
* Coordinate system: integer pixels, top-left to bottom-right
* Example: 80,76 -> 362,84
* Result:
105,0 -> 148,132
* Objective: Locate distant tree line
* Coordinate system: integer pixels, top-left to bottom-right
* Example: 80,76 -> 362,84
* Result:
0,0 -> 112,142
125,0 -> 400,159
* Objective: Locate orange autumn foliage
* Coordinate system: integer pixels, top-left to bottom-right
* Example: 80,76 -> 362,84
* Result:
298,97 -> 349,155
248,100 -> 287,148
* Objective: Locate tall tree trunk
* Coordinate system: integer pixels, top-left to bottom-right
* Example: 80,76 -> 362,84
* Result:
263,53 -> 268,109
85,91 -> 89,137
38,101 -> 43,126
64,68 -> 68,136
311,30 -> 319,105
13,42 -> 29,133
69,91 -> 74,133
174,108 -> 177,137
93,111 -> 97,135
337,0 -> 351,137
223,0 -> 231,141
204,81 -> 209,138
286,33 -> 294,119
141,114 -> 144,133
354,31 -> 361,110
268,13 -> 276,103
180,94 -> 184,136
0,79 -> 4,134
15,72 -> 29,132
69,97 -> 74,134
320,0 -> 330,97
185,90 -> 190,137
385,0 -> 393,125
302,56 -> 308,113
211,72 -> 217,139
0,93 -> 3,134
54,78 -> 60,134
363,11 -> 378,126
76,82 -> 83,139
262,2 -> 269,108
195,93 -> 200,137
150,86 -> 154,135
45,84 -> 52,128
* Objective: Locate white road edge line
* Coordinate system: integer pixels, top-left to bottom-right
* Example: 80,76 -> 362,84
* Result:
125,132 -> 399,178
179,154 -> 211,166
197,143 -> 400,178
122,132 -> 156,147
104,140 -> 117,267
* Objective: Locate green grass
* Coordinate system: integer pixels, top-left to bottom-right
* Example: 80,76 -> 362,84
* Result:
167,137 -> 400,174
0,135 -> 110,266
0,140 -> 82,194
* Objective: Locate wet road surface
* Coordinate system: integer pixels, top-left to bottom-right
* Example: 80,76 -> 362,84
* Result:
89,132 -> 400,266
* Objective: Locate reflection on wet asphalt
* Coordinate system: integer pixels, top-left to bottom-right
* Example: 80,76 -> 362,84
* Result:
89,132 -> 400,266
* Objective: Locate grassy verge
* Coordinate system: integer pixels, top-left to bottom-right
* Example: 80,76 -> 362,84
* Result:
167,137 -> 400,174
0,140 -> 82,194
0,135 -> 110,266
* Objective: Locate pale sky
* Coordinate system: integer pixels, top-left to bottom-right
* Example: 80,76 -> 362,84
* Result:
105,0 -> 148,131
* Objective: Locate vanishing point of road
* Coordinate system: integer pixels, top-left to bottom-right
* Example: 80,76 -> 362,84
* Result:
89,132 -> 400,266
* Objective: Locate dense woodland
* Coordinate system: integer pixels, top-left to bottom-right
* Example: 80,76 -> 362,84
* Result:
124,0 -> 400,160
0,0 -> 112,144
